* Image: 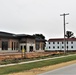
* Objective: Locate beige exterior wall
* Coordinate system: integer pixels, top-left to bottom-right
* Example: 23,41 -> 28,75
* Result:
27,38 -> 35,44
9,39 -> 19,48
40,42 -> 44,50
19,38 -> 36,52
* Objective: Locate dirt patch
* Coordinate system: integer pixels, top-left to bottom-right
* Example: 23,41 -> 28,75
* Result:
8,60 -> 76,75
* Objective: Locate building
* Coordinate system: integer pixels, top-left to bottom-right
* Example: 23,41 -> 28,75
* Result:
45,38 -> 76,52
17,34 -> 36,53
35,37 -> 45,52
0,31 -> 45,53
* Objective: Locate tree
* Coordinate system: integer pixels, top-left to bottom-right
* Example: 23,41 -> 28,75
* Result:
33,34 -> 45,39
65,31 -> 74,52
65,31 -> 74,38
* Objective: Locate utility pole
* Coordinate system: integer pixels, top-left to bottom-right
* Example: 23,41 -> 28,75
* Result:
60,13 -> 69,54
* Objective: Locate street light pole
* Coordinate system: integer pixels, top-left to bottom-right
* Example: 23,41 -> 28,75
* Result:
60,13 -> 69,54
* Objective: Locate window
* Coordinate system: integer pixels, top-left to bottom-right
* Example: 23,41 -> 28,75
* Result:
24,46 -> 26,52
2,41 -> 8,50
16,42 -> 18,50
41,44 -> 45,50
49,42 -> 50,44
71,42 -> 73,44
62,42 -> 63,44
12,42 -> 18,50
14,42 -> 15,50
12,42 -> 13,50
71,46 -> 73,48
57,46 -> 59,49
43,44 -> 45,50
36,43 -> 39,50
53,46 -> 55,49
53,42 -> 55,44
62,46 -> 64,48
67,46 -> 68,49
67,42 -> 68,44
49,46 -> 50,49
20,46 -> 22,50
41,44 -> 43,50
57,42 -> 59,44
24,46 -> 26,50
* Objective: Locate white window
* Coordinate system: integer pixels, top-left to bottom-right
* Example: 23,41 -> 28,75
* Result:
49,46 -> 51,49
67,46 -> 68,49
71,42 -> 73,44
49,42 -> 50,44
67,42 -> 68,44
57,42 -> 59,44
71,46 -> 73,48
57,46 -> 59,49
62,42 -> 63,44
53,42 -> 55,44
62,46 -> 64,48
53,46 -> 55,49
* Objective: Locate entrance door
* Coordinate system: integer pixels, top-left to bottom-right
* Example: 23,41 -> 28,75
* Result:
20,46 -> 23,52
20,44 -> 26,52
24,46 -> 26,52
29,46 -> 33,52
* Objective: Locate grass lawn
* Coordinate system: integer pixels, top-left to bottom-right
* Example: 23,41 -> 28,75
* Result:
0,52 -> 75,65
0,54 -> 76,75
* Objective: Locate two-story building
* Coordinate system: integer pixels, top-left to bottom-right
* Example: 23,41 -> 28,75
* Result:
45,38 -> 76,52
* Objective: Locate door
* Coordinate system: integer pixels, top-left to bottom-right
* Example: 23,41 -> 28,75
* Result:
29,46 -> 33,52
24,46 -> 26,52
20,44 -> 26,52
20,46 -> 23,52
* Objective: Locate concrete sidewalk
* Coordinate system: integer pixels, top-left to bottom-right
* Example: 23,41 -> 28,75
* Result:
0,54 -> 76,67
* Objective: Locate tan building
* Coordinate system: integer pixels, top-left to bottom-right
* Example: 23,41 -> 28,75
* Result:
0,31 -> 45,53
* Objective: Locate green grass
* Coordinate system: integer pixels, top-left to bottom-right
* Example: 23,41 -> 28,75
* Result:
0,51 -> 76,65
0,54 -> 61,65
0,54 -> 76,75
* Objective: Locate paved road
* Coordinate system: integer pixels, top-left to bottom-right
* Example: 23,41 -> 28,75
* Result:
0,54 -> 76,67
38,64 -> 76,75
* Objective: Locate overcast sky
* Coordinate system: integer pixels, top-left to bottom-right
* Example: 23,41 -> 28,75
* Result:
0,0 -> 76,39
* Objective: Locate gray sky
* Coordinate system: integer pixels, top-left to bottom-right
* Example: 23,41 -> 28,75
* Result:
0,0 -> 76,39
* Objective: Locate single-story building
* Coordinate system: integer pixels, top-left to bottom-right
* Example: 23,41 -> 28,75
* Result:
0,31 -> 45,53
